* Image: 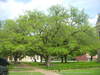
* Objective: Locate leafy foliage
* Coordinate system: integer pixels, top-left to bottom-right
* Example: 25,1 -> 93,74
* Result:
0,5 -> 100,65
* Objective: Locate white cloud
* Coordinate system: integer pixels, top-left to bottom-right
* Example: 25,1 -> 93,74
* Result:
0,0 -> 63,20
88,15 -> 98,26
0,0 -> 98,25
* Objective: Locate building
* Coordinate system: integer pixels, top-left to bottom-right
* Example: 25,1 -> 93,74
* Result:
96,14 -> 100,62
20,55 -> 41,62
8,55 -> 41,62
75,54 -> 97,61
96,14 -> 100,37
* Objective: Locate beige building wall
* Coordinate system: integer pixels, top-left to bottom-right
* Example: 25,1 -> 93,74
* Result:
21,55 -> 41,62
8,55 -> 41,62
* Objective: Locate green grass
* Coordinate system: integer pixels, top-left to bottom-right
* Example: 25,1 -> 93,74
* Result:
9,72 -> 44,75
60,68 -> 100,75
9,67 -> 33,71
8,62 -> 100,75
27,62 -> 100,70
8,63 -> 33,71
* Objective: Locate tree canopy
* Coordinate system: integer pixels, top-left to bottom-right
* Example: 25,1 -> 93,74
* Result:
0,5 -> 100,66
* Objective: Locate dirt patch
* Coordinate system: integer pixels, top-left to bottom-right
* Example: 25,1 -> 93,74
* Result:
10,63 -> 60,75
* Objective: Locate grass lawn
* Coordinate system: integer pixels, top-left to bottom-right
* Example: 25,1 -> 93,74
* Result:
9,67 -> 33,71
26,62 -> 100,70
9,72 -> 44,75
8,62 -> 100,75
60,68 -> 100,75
9,64 -> 33,71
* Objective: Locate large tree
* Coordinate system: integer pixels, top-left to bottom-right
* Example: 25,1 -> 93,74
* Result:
0,5 -> 100,66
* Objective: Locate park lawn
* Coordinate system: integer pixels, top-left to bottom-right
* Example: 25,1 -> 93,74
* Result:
60,68 -> 100,75
27,62 -> 100,70
8,62 -> 100,75
9,64 -> 33,71
9,72 -> 44,75
9,67 -> 33,71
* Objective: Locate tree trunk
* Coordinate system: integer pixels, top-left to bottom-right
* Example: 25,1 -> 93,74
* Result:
14,56 -> 18,64
64,55 -> 67,63
40,55 -> 43,63
33,56 -> 37,62
97,50 -> 100,62
61,56 -> 64,63
90,56 -> 93,61
45,56 -> 51,67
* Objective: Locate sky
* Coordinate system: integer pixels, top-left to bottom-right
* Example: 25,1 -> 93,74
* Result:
0,0 -> 100,26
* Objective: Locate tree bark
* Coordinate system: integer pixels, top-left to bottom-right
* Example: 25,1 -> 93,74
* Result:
45,56 -> 51,67
64,55 -> 67,63
40,55 -> 43,63
90,56 -> 93,61
33,56 -> 37,62
61,56 -> 64,63
14,56 -> 18,64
